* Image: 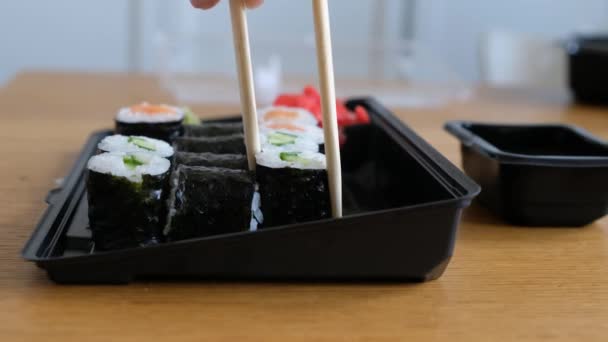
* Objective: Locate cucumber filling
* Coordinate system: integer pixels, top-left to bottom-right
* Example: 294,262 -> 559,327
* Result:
279,152 -> 312,166
183,107 -> 201,125
269,132 -> 298,146
128,136 -> 156,151
123,155 -> 146,170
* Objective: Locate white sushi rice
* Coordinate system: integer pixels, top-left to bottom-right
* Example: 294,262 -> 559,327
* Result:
87,152 -> 170,183
98,135 -> 174,158
259,123 -> 325,145
116,103 -> 185,123
256,150 -> 326,170
258,106 -> 318,126
259,132 -> 319,153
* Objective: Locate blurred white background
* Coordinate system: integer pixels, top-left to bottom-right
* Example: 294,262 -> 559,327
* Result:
1,0 -> 607,86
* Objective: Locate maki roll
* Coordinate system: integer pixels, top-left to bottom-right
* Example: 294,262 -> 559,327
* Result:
174,152 -> 248,170
256,150 -> 331,227
173,134 -> 246,154
260,131 -> 319,153
184,122 -> 244,138
259,106 -> 318,126
165,166 -> 255,241
115,103 -> 185,142
86,152 -> 171,251
98,135 -> 174,158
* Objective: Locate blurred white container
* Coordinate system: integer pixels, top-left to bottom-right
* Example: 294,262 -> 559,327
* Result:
152,0 -> 470,108
480,30 -> 567,89
155,32 -> 471,108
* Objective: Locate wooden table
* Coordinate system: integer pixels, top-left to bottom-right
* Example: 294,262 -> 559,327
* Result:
1,72 -> 607,342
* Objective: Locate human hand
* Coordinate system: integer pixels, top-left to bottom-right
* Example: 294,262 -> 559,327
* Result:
190,0 -> 264,10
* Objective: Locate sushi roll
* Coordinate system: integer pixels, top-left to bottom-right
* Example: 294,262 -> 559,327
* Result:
174,152 -> 248,170
86,152 -> 171,251
173,134 -> 246,154
98,135 -> 174,158
259,131 -> 319,153
256,150 -> 331,227
115,103 -> 185,142
184,122 -> 244,138
258,106 -> 318,126
164,165 -> 255,241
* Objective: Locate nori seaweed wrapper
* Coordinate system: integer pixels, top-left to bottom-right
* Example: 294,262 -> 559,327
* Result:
87,170 -> 169,251
256,165 -> 331,227
115,120 -> 184,143
165,166 -> 255,241
174,152 -> 248,170
184,122 -> 244,137
173,134 -> 246,154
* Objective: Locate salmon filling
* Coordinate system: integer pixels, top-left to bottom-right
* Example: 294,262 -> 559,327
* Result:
130,103 -> 178,116
263,109 -> 299,122
266,122 -> 306,132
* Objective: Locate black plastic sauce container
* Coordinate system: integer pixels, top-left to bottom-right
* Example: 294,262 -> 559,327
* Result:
446,121 -> 608,227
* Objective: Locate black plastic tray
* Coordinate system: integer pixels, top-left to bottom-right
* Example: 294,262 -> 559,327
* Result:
445,121 -> 608,227
22,99 -> 480,284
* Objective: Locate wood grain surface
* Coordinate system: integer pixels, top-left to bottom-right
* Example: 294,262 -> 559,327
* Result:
1,72 -> 607,342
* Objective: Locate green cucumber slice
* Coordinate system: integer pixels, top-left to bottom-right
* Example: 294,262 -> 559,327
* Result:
269,132 -> 298,146
123,155 -> 146,170
183,107 -> 201,125
128,136 -> 156,151
279,151 -> 314,167
279,152 -> 303,162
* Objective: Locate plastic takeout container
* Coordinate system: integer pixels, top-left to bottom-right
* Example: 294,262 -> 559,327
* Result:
567,35 -> 608,105
22,99 -> 480,284
446,121 -> 608,227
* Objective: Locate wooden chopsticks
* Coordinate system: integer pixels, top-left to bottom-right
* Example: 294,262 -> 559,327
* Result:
229,0 -> 343,218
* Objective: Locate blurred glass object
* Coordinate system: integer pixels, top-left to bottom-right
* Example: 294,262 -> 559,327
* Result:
153,0 -> 470,108
480,30 -> 567,89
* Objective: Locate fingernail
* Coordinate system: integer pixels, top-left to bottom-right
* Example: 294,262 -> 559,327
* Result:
246,0 -> 264,9
191,0 -> 220,10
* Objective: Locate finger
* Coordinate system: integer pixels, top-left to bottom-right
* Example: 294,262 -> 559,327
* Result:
244,0 -> 264,9
190,0 -> 221,9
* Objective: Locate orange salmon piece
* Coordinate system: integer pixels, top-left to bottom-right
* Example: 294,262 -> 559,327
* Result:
264,109 -> 299,122
267,122 -> 306,132
130,103 -> 177,115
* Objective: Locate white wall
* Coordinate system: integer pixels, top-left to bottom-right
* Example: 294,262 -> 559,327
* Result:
0,0 -> 406,85
416,0 -> 608,82
1,0 -> 607,85
0,0 -> 130,84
